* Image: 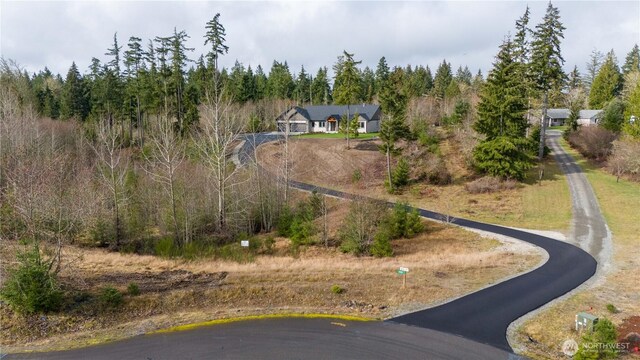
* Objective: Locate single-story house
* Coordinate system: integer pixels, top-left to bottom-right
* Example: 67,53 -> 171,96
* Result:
276,104 -> 381,134
577,110 -> 603,126
546,108 -> 570,126
528,108 -> 603,127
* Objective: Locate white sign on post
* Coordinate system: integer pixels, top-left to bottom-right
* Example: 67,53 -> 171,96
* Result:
241,240 -> 249,247
399,267 -> 409,273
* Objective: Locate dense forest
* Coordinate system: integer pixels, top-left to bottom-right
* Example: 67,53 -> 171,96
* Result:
1,4 -> 639,314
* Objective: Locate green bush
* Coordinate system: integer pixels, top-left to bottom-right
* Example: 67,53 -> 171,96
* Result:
370,229 -> 393,257
289,217 -> 316,248
387,203 -> 425,239
606,304 -> 618,314
0,245 -> 63,314
352,169 -> 363,182
391,158 -> 410,188
154,236 -> 176,258
99,286 -> 123,309
331,285 -> 345,294
127,283 -> 140,296
276,206 -> 295,237
261,236 -> 276,254
575,318 -> 618,360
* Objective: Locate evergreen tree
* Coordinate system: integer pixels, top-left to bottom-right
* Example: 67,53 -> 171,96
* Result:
124,36 -> 145,142
589,50 -> 622,109
600,98 -> 626,133
455,65 -> 473,85
584,49 -> 604,93
622,44 -> 640,74
379,70 -> 410,193
204,13 -> 228,74
105,33 -> 122,77
229,60 -> 246,101
333,51 -> 363,148
267,60 -> 294,99
311,67 -> 331,105
530,1 -> 566,160
361,66 -> 375,102
567,65 -> 582,91
432,60 -> 452,99
169,28 -> 194,134
474,40 -> 528,140
375,56 -> 390,96
60,62 -> 88,120
333,51 -> 362,105
241,65 -> 257,102
293,65 -> 311,104
513,6 -> 531,64
254,65 -> 268,100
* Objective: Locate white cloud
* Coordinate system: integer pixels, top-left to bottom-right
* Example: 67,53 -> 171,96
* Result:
1,1 -> 638,78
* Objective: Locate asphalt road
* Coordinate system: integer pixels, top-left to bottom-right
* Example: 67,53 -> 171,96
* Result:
5,132 -> 599,359
7,319 -> 519,360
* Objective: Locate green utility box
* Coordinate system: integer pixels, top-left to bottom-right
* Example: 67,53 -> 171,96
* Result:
575,312 -> 599,332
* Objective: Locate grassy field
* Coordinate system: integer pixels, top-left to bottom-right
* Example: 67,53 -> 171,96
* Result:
516,138 -> 640,359
1,198 -> 542,353
297,132 -> 379,139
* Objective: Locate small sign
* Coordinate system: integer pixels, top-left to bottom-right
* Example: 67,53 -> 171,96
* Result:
396,269 -> 406,275
399,267 -> 409,273
241,240 -> 249,247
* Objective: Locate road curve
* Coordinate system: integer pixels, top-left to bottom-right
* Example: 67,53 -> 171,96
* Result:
241,133 -> 597,351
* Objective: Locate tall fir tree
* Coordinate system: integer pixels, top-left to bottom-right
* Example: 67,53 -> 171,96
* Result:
622,44 -> 640,74
60,62 -> 88,121
311,67 -> 331,105
589,50 -> 622,109
432,60 -> 452,99
332,51 -> 363,148
474,40 -> 528,140
530,1 -> 566,160
584,49 -> 604,93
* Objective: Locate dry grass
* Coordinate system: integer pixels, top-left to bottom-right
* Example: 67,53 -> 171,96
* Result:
258,137 -> 572,232
1,203 -> 542,352
516,139 -> 640,359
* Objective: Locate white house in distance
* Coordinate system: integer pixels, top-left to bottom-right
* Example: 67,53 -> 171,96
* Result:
276,104 -> 381,134
531,108 -> 604,127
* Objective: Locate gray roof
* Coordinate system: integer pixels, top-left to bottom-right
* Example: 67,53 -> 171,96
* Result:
547,108 -> 570,119
293,104 -> 380,122
579,110 -> 603,119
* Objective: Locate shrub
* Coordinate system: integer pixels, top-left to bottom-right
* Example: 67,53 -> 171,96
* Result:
289,217 -> 316,248
575,318 -> 618,360
568,127 -> 617,160
607,139 -> 640,182
370,229 -> 393,257
261,235 -> 276,254
99,286 -> 123,309
387,203 -> 425,239
154,236 -> 176,258
392,158 -> 410,188
0,244 -> 63,314
352,168 -> 363,183
331,285 -> 344,294
276,206 -> 295,237
465,176 -> 518,194
127,283 -> 141,296
606,304 -> 618,314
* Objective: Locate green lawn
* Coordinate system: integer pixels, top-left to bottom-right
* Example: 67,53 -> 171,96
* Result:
296,132 -> 379,139
559,138 -> 640,246
548,125 -> 567,131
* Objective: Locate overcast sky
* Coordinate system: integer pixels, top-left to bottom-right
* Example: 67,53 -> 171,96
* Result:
1,1 -> 639,79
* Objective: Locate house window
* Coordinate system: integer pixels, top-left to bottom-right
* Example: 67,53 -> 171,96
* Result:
359,122 -> 365,128
311,121 -> 316,127
320,121 -> 325,127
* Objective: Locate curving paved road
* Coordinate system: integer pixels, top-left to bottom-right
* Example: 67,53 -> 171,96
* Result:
6,132 -> 600,359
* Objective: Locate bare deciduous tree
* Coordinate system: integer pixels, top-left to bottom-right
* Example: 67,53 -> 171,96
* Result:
197,90 -> 244,231
144,117 -> 185,245
90,121 -> 129,249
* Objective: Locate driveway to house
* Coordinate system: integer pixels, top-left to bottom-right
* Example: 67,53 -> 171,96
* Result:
7,132 -> 602,359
